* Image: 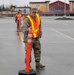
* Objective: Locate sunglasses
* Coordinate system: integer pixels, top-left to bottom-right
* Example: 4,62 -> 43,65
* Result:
33,12 -> 36,13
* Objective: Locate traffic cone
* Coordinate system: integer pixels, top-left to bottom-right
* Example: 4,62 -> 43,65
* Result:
18,28 -> 36,75
25,28 -> 32,72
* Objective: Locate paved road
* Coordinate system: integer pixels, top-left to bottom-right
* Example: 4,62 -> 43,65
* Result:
0,17 -> 74,75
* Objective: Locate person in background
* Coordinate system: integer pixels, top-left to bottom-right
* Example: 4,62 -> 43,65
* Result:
15,10 -> 22,32
21,8 -> 45,69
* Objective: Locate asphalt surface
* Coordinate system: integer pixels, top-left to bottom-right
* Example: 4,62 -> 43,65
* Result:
0,17 -> 74,75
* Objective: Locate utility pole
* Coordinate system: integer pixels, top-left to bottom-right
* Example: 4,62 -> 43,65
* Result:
64,0 -> 66,16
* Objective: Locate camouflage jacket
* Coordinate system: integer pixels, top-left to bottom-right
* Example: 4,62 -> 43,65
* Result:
21,15 -> 42,43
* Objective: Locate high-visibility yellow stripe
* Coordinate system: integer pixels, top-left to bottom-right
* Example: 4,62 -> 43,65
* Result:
34,33 -> 36,38
36,14 -> 40,25
27,16 -> 34,31
27,14 -> 40,38
33,29 -> 39,32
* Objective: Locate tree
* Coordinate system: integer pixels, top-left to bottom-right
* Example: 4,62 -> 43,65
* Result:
0,6 -> 2,11
2,4 -> 5,11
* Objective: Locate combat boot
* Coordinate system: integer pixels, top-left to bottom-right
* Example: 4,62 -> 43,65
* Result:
36,63 -> 45,69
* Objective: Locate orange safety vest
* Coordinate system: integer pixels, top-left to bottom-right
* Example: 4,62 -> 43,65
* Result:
16,13 -> 22,20
27,14 -> 40,38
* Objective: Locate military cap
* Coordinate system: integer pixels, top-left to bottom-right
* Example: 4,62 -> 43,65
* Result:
31,8 -> 37,12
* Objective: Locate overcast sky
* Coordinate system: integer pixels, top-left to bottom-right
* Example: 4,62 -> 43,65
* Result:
0,0 -> 69,6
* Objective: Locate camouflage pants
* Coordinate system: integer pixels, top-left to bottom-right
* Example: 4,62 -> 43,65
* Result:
25,38 -> 41,63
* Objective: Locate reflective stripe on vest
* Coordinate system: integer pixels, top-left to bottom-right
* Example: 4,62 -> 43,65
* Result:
36,14 -> 40,25
27,14 -> 40,38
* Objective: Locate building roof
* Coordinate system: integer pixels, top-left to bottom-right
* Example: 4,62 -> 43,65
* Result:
29,1 -> 50,4
50,1 -> 69,5
15,7 -> 30,8
49,1 -> 69,10
69,0 -> 74,2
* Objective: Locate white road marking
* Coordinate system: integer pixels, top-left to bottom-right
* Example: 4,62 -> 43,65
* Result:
52,29 -> 74,41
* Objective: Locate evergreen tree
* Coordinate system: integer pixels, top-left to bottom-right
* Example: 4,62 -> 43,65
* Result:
0,6 -> 1,11
2,4 -> 5,11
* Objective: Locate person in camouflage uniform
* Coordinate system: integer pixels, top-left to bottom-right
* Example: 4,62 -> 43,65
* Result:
21,8 -> 45,69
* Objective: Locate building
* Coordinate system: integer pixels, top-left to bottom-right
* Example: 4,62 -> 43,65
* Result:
15,7 -> 31,14
49,1 -> 69,16
0,6 -> 31,16
69,0 -> 74,13
29,1 -> 70,16
29,1 -> 50,12
1,1 -> 74,16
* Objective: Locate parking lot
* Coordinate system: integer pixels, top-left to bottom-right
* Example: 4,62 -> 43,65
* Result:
0,16 -> 74,75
